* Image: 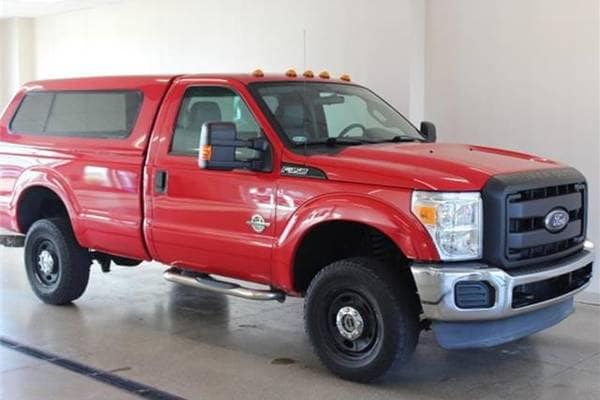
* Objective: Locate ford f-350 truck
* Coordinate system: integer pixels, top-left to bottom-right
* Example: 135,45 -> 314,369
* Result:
0,70 -> 594,382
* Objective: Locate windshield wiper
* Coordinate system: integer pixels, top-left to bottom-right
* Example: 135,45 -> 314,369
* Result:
293,137 -> 366,147
293,135 -> 423,147
375,135 -> 423,143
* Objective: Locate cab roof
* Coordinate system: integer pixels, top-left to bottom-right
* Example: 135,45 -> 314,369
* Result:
24,73 -> 354,91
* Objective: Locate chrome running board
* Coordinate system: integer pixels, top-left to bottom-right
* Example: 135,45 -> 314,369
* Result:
163,268 -> 285,302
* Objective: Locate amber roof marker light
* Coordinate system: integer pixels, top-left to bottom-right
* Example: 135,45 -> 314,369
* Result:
340,73 -> 351,82
303,70 -> 314,78
252,69 -> 264,78
285,68 -> 298,78
318,70 -> 330,79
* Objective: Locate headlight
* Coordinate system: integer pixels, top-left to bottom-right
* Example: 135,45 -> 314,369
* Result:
411,191 -> 483,261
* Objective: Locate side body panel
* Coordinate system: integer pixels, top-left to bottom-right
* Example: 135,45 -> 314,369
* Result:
0,76 -> 174,260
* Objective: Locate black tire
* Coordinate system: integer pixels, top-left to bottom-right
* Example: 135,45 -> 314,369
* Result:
24,218 -> 91,305
305,258 -> 419,382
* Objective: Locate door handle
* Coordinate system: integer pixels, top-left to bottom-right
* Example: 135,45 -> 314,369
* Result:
155,170 -> 168,194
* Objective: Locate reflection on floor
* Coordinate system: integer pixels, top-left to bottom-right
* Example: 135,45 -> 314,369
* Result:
1,246 -> 599,400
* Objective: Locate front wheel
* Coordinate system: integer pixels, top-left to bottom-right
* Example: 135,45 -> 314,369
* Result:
24,218 -> 91,305
304,258 -> 419,382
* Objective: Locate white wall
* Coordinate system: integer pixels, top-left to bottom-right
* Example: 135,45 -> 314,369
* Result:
0,18 -> 35,110
32,0 -> 425,122
426,0 -> 600,300
0,20 -> 5,109
409,0 -> 426,122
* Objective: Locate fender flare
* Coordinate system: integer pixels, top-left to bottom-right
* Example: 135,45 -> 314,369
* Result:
11,166 -> 82,235
271,193 -> 439,293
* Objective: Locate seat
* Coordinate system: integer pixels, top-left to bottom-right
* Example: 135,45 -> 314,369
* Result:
172,101 -> 222,155
276,101 -> 308,141
188,101 -> 222,131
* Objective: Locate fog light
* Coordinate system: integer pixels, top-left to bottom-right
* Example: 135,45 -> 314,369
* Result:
455,281 -> 495,309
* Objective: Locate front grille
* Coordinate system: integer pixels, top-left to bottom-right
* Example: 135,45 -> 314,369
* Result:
506,183 -> 585,262
509,209 -> 581,233
512,263 -> 592,308
483,168 -> 588,269
507,238 -> 581,261
512,183 -> 580,202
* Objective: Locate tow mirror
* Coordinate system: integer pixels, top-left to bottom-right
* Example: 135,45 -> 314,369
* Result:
420,121 -> 437,143
199,122 -> 268,171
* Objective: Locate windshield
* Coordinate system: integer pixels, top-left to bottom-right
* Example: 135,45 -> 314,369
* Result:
250,82 -> 423,147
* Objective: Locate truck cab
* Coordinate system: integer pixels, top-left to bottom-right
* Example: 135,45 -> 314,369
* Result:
0,70 -> 594,382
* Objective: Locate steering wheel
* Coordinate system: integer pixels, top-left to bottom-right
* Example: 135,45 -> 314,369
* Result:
338,123 -> 367,138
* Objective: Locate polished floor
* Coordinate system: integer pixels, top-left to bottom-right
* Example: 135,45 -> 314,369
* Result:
1,246 -> 599,400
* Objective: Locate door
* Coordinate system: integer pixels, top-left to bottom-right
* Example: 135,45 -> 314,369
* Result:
146,80 -> 277,284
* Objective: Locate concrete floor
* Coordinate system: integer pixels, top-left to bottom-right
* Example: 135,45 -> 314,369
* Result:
1,246 -> 599,400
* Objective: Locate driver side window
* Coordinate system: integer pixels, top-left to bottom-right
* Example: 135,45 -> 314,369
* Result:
170,86 -> 262,156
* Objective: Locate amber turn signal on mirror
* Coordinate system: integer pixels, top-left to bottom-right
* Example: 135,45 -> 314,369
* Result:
200,145 -> 212,161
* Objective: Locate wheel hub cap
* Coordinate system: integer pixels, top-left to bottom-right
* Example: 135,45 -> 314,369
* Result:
336,306 -> 364,340
38,250 -> 55,275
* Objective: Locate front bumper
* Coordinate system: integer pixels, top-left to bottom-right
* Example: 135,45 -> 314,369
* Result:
410,242 -> 594,348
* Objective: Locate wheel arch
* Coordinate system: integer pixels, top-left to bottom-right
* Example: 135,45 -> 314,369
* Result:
12,168 -> 82,237
272,193 -> 438,294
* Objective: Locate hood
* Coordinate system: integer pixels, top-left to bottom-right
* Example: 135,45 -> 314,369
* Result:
306,143 -> 562,191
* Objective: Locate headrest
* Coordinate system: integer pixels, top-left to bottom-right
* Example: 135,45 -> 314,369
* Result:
188,101 -> 222,130
278,103 -> 305,129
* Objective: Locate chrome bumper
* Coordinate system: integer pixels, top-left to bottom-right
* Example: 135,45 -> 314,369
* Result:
411,241 -> 594,322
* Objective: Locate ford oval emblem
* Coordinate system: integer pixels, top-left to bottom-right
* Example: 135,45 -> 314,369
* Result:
544,208 -> 570,233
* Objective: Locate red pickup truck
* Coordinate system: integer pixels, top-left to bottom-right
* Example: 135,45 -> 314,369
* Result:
0,71 -> 594,382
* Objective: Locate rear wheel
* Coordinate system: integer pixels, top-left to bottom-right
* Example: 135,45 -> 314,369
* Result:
24,218 -> 91,305
305,258 -> 419,382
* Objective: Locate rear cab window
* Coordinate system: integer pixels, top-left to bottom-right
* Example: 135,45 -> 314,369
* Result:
10,91 -> 142,139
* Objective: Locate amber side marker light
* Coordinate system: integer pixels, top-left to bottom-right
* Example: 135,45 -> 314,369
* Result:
319,70 -> 330,79
303,70 -> 314,78
252,69 -> 264,77
286,68 -> 298,77
200,145 -> 213,161
340,73 -> 351,82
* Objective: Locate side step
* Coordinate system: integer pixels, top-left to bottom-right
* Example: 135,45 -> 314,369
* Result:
0,234 -> 25,248
163,268 -> 285,302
